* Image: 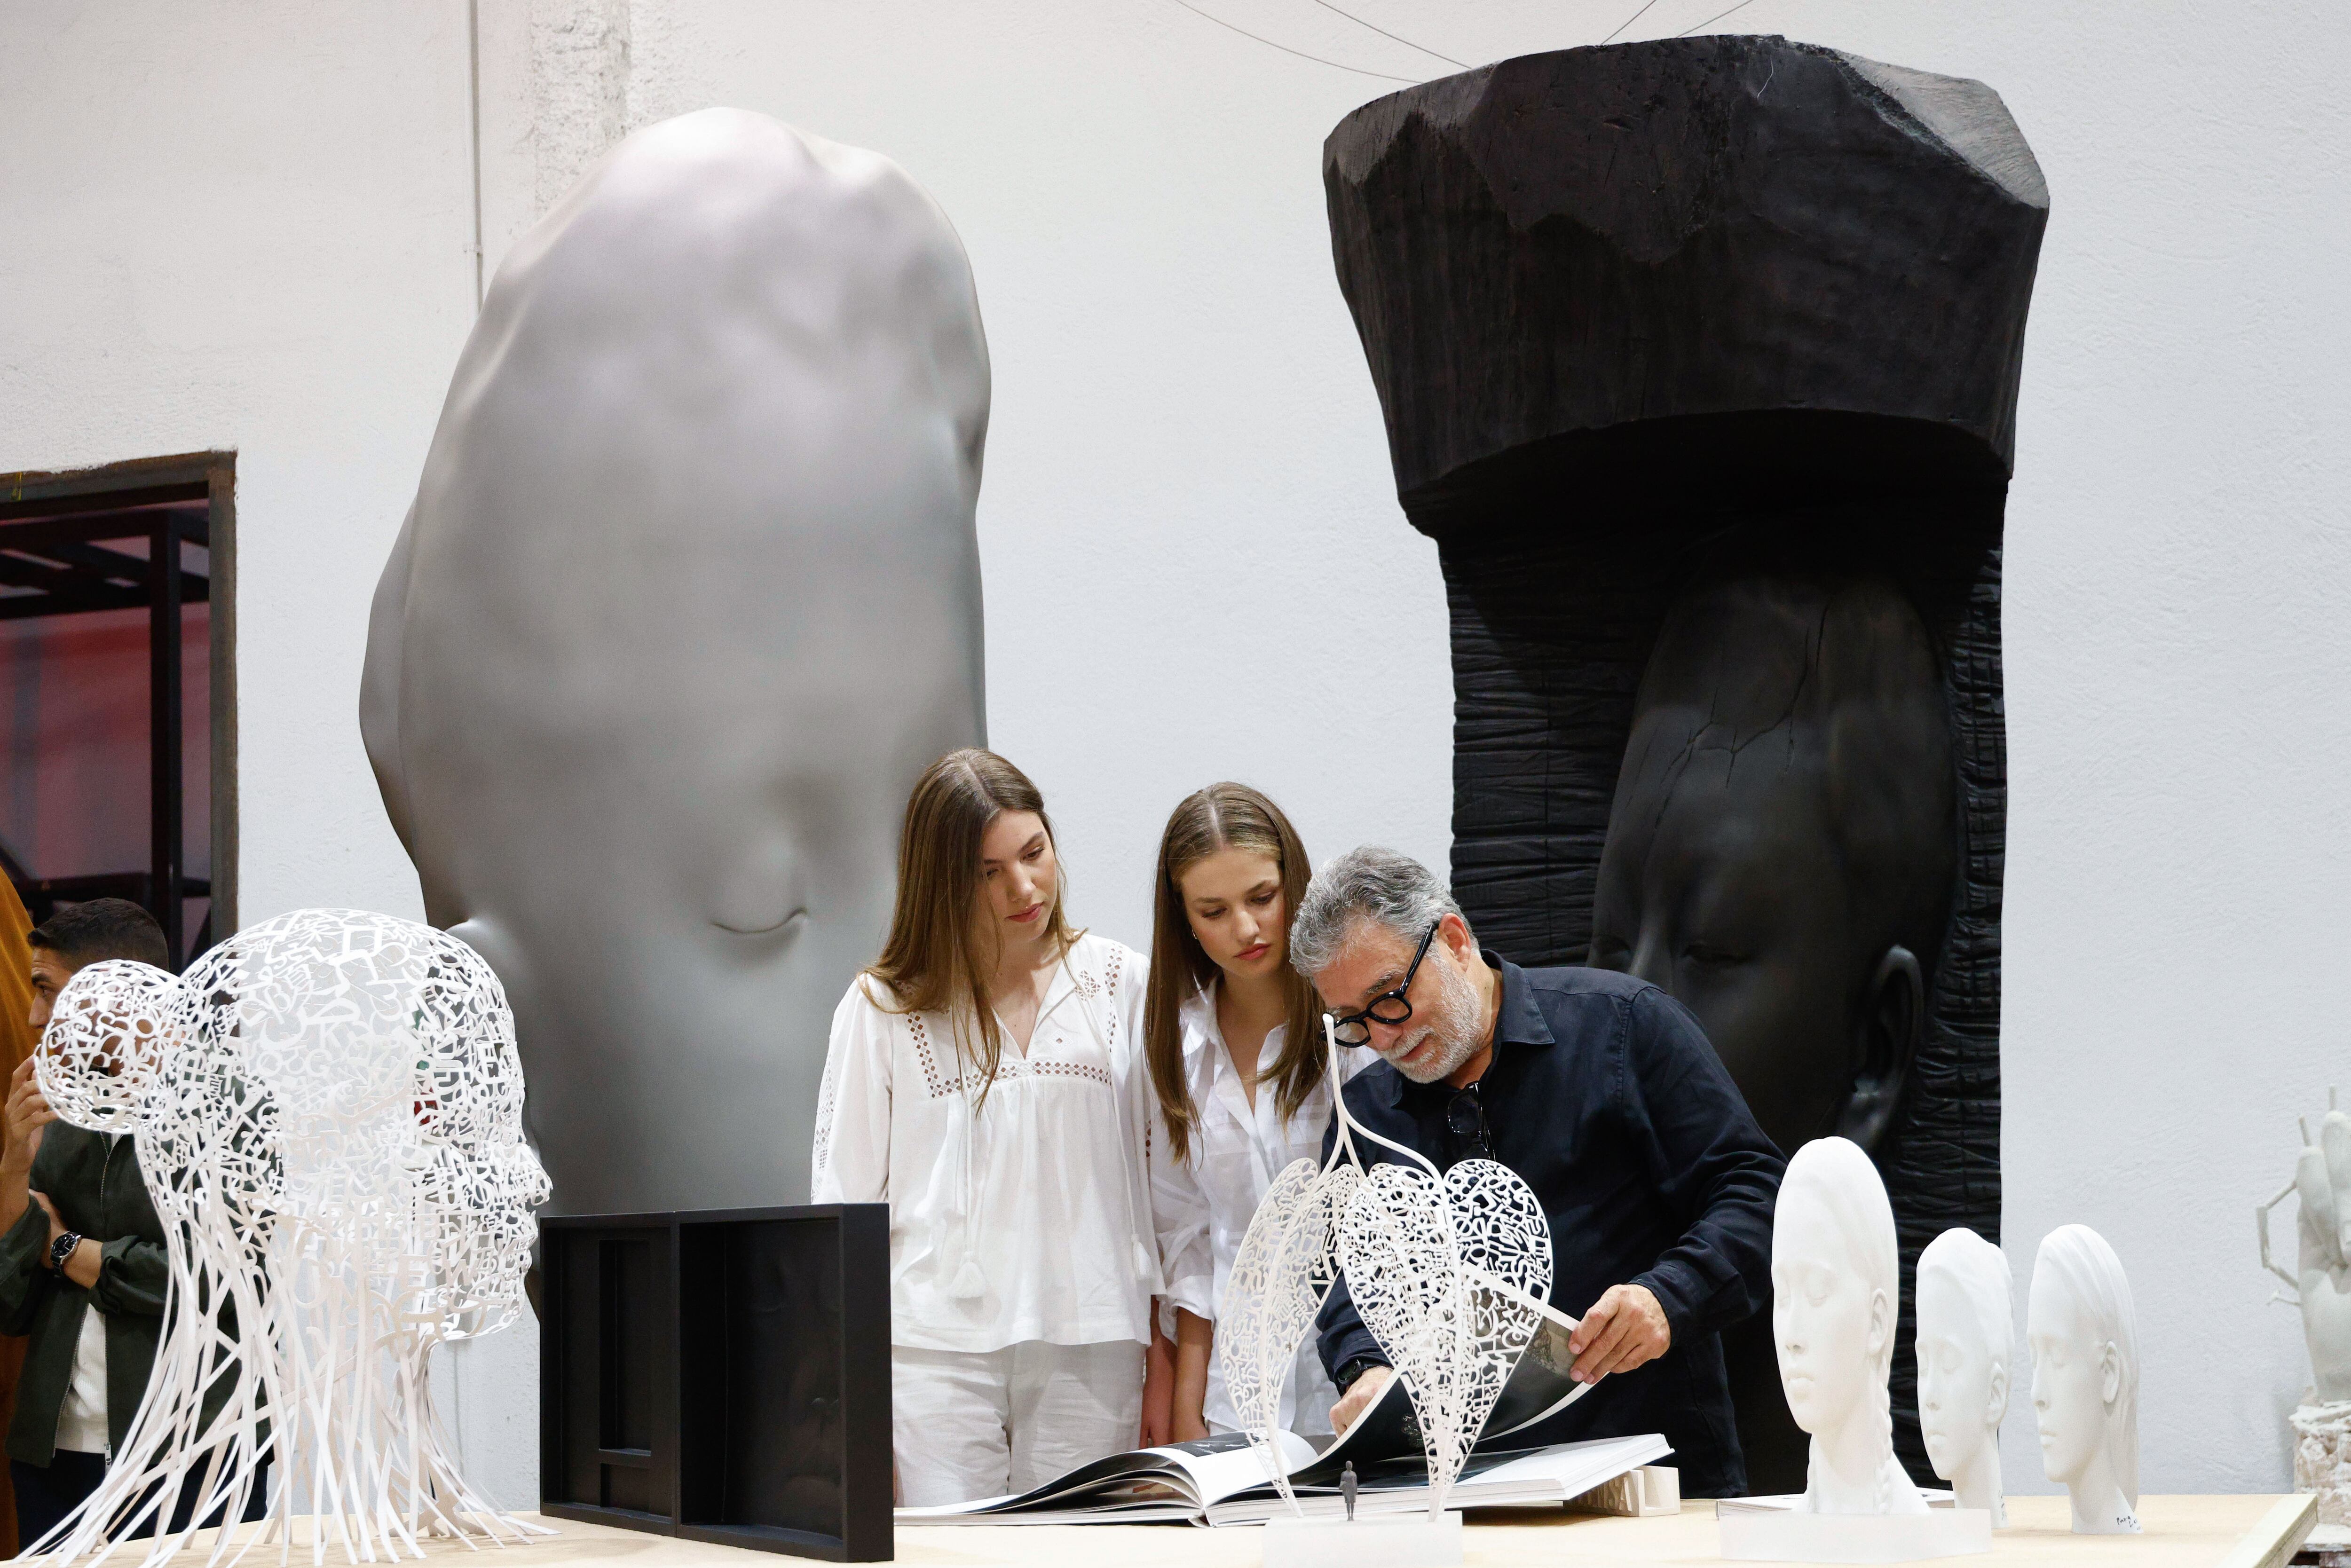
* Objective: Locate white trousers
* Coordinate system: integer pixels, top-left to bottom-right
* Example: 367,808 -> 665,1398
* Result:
892,1339 -> 1145,1507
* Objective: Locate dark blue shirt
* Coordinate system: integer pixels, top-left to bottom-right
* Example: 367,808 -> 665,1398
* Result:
1316,954 -> 1783,1497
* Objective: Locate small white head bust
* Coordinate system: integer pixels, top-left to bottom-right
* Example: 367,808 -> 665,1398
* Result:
1916,1227 -> 2012,1524
1773,1136 -> 1928,1514
2029,1223 -> 2140,1533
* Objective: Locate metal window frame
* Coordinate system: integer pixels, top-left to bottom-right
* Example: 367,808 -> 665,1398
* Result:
0,451 -> 237,964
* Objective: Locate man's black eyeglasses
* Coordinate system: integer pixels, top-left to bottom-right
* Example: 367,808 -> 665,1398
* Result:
1329,922 -> 1439,1047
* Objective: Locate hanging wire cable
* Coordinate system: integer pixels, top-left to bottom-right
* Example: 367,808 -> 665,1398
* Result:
1600,0 -> 1664,44
1164,0 -> 1424,82
1305,0 -> 1467,69
1677,0 -> 1758,33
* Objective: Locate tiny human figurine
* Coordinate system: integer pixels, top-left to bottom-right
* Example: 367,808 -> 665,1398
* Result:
2028,1224 -> 2140,1534
1771,1137 -> 1927,1514
1915,1228 -> 2012,1524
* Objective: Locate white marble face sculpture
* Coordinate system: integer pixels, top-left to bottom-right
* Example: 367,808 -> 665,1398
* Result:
1915,1227 -> 2012,1523
1772,1136 -> 1926,1513
362,108 -> 989,1214
2029,1223 -> 2140,1533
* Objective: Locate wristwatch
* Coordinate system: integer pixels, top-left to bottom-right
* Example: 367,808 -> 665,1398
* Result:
1334,1355 -> 1387,1393
47,1230 -> 82,1275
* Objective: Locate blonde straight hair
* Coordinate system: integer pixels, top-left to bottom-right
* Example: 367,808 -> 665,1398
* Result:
867,749 -> 1077,1098
1144,782 -> 1322,1165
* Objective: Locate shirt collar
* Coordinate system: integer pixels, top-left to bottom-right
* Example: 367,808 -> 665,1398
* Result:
1177,979 -> 1218,1061
1181,977 -> 1291,1074
1487,950 -> 1555,1048
1383,949 -> 1549,1106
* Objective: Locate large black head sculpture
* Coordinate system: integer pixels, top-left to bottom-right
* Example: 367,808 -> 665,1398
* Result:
1325,36 -> 2044,1488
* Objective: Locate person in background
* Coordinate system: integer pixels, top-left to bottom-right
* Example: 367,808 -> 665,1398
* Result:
1295,848 -> 1784,1498
811,750 -> 1186,1506
1139,783 -> 1365,1444
0,899 -> 171,1545
0,881 -> 37,1557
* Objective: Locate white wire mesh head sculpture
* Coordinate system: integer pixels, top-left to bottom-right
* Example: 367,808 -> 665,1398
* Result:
1220,1016 -> 1570,1518
27,910 -> 551,1566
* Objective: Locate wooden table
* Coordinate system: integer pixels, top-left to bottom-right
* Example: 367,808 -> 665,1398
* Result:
39,1497 -> 2316,1568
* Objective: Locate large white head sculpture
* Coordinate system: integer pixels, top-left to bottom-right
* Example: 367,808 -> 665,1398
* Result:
2029,1223 -> 2139,1534
362,107 -> 990,1215
1772,1136 -> 1926,1514
1915,1226 -> 2012,1523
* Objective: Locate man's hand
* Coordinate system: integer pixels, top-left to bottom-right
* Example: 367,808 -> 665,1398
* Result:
3,1057 -> 54,1172
1328,1364 -> 1394,1436
1567,1284 -> 1671,1384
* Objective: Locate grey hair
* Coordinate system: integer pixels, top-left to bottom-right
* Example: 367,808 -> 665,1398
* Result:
1288,845 -> 1464,978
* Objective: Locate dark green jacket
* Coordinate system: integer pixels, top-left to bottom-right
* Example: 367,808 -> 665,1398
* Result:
0,1122 -> 168,1464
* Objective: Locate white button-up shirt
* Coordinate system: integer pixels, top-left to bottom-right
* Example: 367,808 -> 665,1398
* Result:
812,931 -> 1183,1354
1155,984 -> 1369,1437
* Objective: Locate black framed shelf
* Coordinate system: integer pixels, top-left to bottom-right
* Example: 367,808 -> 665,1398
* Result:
539,1204 -> 891,1561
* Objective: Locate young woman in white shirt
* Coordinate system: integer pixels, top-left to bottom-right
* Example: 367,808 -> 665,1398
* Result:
810,749 -> 1174,1507
1140,782 -> 1363,1442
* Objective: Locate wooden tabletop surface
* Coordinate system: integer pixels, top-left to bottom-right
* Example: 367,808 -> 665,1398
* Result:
28,1494 -> 2316,1568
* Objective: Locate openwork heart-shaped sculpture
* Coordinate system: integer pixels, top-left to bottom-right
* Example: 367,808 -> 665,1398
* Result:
1335,1156 -> 1552,1513
1225,1156 -> 1365,1500
1215,1014 -> 1560,1520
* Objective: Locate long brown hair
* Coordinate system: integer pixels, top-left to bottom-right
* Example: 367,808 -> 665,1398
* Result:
1145,783 -> 1322,1164
868,749 -> 1077,1096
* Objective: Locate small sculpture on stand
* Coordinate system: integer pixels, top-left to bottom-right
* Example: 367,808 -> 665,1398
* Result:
1226,1017 -> 1570,1567
2257,1091 -> 2351,1529
1775,1138 -> 1927,1516
2028,1224 -> 2140,1534
1722,1139 -> 1988,1562
1915,1228 -> 2012,1525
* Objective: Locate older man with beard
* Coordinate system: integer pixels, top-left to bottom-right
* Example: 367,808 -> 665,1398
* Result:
1300,848 -> 1783,1497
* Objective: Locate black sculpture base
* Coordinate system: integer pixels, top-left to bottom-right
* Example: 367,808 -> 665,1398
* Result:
539,1205 -> 892,1561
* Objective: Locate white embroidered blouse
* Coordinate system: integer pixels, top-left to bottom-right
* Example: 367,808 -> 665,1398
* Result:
811,931 -> 1192,1354
1154,983 -> 1369,1437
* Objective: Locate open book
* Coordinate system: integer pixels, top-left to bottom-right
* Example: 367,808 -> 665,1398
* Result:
899,1317 -> 1659,1526
1309,1308 -> 1595,1469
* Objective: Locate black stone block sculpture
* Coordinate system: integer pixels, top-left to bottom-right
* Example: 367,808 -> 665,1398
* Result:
1325,35 -> 2044,1492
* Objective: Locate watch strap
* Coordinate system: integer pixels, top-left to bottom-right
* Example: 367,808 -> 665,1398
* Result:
1335,1355 -> 1387,1392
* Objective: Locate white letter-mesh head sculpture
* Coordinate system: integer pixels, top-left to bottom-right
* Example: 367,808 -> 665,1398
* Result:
1221,1016 -> 1574,1519
27,912 -> 550,1565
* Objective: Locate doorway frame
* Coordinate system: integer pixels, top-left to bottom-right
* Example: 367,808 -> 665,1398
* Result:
0,450 -> 237,959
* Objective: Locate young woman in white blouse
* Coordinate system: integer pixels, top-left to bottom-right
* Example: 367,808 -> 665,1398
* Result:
810,749 -> 1173,1507
1141,782 -> 1363,1442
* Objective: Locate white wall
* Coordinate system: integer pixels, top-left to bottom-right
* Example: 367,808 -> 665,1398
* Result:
5,0 -> 2347,1505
